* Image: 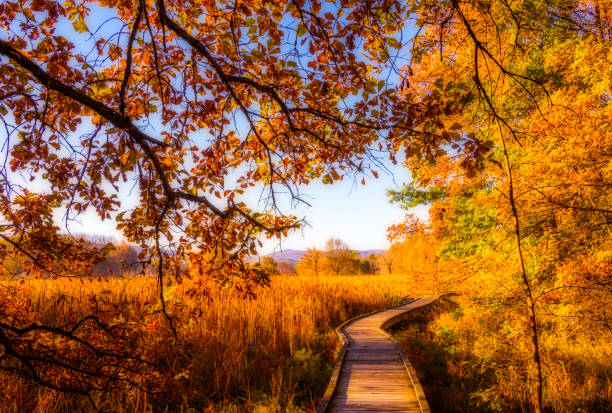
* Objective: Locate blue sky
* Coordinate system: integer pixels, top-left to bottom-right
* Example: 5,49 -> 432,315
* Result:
259,170 -> 427,254
61,159 -> 427,254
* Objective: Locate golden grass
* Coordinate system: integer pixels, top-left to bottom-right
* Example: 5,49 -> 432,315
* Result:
0,274 -> 415,412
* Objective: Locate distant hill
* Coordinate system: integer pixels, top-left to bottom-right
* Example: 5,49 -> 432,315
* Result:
264,249 -> 386,263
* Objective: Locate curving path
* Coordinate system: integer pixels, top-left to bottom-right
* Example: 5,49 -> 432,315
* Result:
318,298 -> 435,413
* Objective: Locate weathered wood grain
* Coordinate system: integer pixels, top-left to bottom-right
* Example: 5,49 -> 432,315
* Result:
318,298 -> 435,413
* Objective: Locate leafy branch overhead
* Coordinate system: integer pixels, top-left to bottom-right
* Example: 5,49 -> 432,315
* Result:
0,0 -> 425,285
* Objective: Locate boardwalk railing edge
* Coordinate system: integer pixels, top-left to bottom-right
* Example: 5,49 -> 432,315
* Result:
378,298 -> 434,413
378,293 -> 458,413
316,296 -> 443,413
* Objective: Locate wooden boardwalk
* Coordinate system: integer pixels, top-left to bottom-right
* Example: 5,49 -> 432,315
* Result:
319,298 -> 435,413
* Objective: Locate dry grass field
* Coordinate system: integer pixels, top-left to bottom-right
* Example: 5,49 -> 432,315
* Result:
0,274 -> 416,412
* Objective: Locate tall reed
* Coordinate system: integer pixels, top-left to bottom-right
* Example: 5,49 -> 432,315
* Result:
1,274 -> 414,412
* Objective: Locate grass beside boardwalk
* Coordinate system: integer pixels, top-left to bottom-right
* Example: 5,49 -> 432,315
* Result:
392,296 -> 612,413
0,274 -> 412,412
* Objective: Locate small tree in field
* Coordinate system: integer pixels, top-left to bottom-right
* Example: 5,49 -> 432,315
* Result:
324,238 -> 359,275
358,259 -> 372,274
296,248 -> 324,277
260,257 -> 279,276
367,254 -> 381,274
379,249 -> 395,274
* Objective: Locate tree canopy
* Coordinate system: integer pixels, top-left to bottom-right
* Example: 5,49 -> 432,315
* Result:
386,1 -> 610,411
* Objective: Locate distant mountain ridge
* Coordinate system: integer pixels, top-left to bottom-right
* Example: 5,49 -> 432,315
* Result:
264,249 -> 386,263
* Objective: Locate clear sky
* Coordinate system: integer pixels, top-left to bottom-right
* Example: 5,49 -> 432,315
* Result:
258,161 -> 426,254
58,157 -> 427,254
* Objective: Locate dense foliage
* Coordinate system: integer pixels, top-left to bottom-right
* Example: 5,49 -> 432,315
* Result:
387,0 -> 611,411
393,296 -> 611,412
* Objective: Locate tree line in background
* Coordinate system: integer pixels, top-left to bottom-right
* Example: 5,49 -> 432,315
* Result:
0,234 -> 396,278
255,238 -> 383,276
0,233 -> 422,279
0,236 -> 146,278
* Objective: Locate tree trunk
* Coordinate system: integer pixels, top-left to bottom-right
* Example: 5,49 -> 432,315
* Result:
499,133 -> 544,413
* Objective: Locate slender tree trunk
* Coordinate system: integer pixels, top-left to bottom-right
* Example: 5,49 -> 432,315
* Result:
499,132 -> 544,413
594,0 -> 611,42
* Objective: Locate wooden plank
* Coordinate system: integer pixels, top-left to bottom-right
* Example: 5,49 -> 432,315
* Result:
318,298 -> 437,413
